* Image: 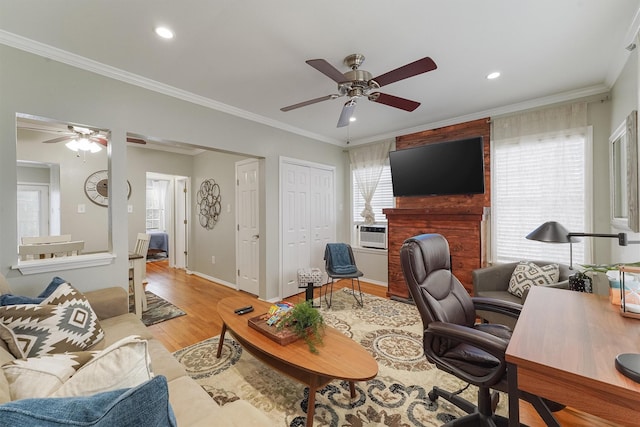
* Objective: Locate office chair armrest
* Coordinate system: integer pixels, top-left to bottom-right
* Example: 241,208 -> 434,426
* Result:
426,322 -> 508,386
471,296 -> 523,319
427,322 -> 508,359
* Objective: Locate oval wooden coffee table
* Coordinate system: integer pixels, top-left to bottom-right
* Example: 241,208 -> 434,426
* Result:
216,296 -> 378,426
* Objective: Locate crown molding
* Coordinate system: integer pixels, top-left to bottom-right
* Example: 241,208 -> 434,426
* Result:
349,84 -> 611,146
0,30 -> 343,146
0,30 -> 616,148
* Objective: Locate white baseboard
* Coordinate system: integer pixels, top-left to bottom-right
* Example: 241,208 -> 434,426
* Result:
189,270 -> 238,290
361,277 -> 387,287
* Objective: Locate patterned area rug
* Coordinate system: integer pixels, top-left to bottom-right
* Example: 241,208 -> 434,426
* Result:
173,289 -> 507,426
129,291 -> 186,326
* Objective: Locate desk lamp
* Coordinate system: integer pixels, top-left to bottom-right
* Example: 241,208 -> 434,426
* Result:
525,221 -> 628,269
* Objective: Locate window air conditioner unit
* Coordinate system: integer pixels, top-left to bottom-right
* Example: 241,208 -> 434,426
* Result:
359,225 -> 387,249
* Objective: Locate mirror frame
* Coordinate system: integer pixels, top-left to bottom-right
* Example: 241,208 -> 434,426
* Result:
610,110 -> 639,232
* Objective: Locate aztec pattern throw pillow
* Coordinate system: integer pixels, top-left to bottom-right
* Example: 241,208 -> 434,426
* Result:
507,261 -> 560,298
0,282 -> 104,358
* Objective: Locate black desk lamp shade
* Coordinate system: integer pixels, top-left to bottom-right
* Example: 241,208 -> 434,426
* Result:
526,221 -> 629,269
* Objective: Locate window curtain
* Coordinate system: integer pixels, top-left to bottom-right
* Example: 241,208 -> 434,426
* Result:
349,140 -> 392,225
492,102 -> 590,264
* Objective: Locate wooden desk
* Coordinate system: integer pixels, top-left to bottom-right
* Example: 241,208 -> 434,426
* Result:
129,252 -> 147,318
506,286 -> 640,426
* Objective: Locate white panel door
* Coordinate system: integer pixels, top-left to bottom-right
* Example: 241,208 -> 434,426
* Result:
174,177 -> 189,269
236,159 -> 260,295
281,160 -> 335,299
281,163 -> 311,298
310,168 -> 335,274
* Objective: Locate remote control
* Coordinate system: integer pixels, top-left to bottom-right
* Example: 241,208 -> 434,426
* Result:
236,307 -> 254,315
234,305 -> 253,314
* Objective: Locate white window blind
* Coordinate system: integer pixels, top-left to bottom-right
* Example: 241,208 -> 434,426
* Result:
492,130 -> 590,265
352,164 -> 394,223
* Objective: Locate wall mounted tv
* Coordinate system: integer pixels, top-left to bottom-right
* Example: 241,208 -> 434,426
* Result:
389,136 -> 485,197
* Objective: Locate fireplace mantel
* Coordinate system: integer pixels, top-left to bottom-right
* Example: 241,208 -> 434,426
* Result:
383,207 -> 488,300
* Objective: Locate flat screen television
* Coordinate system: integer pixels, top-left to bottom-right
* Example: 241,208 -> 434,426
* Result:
389,136 -> 485,197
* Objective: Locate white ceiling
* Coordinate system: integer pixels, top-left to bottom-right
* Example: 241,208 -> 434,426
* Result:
2,0 -> 639,146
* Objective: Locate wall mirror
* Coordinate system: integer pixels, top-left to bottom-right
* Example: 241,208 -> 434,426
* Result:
16,113 -> 111,269
610,110 -> 639,232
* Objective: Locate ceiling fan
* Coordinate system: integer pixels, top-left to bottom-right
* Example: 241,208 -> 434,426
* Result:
21,123 -> 148,149
39,125 -> 110,146
281,53 -> 437,127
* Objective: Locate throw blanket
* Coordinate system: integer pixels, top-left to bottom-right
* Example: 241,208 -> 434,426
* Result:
326,243 -> 357,274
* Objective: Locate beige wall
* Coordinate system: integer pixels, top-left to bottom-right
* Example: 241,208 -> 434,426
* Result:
0,44 -> 346,300
126,146 -> 194,248
191,150 -> 253,283
609,49 -> 640,263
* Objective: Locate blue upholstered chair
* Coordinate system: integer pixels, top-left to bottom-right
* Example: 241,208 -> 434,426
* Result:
323,243 -> 364,308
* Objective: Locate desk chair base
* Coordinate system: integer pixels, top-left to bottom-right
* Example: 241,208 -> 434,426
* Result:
323,277 -> 364,308
431,385 -> 527,427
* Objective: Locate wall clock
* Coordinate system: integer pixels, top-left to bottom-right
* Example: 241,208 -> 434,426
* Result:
84,170 -> 131,207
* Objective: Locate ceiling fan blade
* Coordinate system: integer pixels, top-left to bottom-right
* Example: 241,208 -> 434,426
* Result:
372,56 -> 437,87
90,136 -> 110,146
306,59 -> 346,83
369,92 -> 420,112
337,99 -> 357,128
42,135 -> 73,144
126,137 -> 147,145
281,94 -> 336,112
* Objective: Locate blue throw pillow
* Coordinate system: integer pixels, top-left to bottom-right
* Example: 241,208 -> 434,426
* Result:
0,375 -> 176,427
38,276 -> 69,298
0,276 -> 67,306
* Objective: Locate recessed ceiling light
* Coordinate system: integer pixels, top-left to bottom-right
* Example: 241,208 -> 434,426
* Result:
486,71 -> 501,80
350,117 -> 356,122
154,26 -> 174,39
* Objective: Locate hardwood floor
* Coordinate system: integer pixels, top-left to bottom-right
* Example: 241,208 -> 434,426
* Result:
143,260 -> 618,427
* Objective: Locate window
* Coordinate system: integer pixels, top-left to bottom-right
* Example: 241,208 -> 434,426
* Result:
17,184 -> 49,244
146,179 -> 168,230
492,128 -> 591,265
352,164 -> 394,224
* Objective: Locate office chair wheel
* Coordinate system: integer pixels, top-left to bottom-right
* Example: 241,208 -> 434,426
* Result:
491,391 -> 500,413
428,390 -> 438,402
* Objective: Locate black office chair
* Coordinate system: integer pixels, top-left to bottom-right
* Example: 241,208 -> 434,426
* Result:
400,234 -> 561,427
323,243 -> 364,308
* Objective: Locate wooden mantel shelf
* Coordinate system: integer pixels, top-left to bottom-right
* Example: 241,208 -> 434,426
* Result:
383,207 -> 486,220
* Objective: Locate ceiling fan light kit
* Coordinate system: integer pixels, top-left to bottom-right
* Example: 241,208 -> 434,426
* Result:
65,138 -> 103,153
282,53 -> 437,128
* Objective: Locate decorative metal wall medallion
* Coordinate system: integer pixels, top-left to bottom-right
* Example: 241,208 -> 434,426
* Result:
197,179 -> 221,229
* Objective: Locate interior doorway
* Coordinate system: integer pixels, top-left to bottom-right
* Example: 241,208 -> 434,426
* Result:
146,172 -> 190,269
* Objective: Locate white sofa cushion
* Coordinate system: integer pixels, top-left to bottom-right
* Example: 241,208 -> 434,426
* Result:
2,335 -> 152,400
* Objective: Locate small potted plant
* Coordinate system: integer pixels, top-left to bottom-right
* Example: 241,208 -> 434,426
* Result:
581,261 -> 640,303
277,301 -> 325,353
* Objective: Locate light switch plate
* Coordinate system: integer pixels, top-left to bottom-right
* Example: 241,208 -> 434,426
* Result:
77,204 -> 86,213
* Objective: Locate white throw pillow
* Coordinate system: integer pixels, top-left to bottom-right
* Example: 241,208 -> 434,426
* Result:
2,335 -> 152,400
507,261 -> 559,298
